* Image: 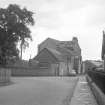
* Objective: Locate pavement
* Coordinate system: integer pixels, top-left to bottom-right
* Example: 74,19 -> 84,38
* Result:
70,75 -> 98,105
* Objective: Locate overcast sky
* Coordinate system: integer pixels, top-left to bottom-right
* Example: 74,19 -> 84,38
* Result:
0,0 -> 105,60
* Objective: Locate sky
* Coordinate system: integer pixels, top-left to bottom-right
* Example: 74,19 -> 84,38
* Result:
0,0 -> 105,60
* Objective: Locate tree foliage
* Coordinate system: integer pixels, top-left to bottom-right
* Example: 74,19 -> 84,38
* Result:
0,4 -> 35,66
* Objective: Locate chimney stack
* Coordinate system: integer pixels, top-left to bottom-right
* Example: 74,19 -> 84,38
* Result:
72,37 -> 78,43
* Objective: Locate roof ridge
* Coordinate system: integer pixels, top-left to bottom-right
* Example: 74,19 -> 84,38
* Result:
47,37 -> 60,42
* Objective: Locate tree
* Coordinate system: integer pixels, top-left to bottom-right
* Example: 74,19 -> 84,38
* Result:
0,4 -> 35,66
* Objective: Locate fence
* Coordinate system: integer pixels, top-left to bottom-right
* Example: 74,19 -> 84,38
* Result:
0,68 -> 11,83
8,66 -> 56,76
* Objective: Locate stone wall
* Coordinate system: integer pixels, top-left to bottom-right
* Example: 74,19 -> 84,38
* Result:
86,74 -> 105,105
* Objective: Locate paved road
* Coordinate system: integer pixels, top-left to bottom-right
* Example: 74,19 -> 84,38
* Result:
70,76 -> 98,105
0,77 -> 78,105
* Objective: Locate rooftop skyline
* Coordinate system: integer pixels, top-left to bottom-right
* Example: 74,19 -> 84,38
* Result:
0,0 -> 105,60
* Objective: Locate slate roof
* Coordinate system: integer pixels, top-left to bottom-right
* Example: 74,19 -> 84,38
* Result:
47,48 -> 65,61
34,48 -> 65,62
35,37 -> 81,62
56,39 -> 81,56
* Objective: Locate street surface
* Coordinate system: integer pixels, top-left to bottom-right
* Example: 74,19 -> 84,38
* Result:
0,77 -> 78,105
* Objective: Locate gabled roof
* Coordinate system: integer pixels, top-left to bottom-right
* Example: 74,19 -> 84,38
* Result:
39,37 -> 59,47
34,48 -> 65,62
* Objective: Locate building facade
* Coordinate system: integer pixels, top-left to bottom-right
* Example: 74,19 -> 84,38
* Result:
34,37 -> 82,76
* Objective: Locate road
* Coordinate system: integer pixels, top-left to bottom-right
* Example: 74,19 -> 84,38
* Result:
0,77 -> 78,105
